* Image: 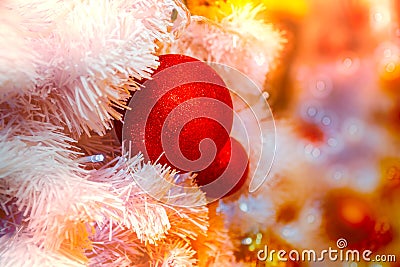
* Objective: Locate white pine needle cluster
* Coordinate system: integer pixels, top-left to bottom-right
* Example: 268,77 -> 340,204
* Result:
1,0 -> 190,137
0,118 -> 208,265
85,158 -> 208,266
166,3 -> 284,88
0,1 -> 39,98
193,204 -> 236,267
0,0 -> 214,265
0,234 -> 86,267
152,240 -> 197,267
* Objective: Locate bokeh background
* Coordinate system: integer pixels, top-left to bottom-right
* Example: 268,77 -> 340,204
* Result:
186,0 -> 400,266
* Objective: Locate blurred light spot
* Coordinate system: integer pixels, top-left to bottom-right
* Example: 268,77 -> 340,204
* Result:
249,244 -> 256,251
384,48 -> 393,58
301,102 -> 323,122
374,12 -> 383,22
256,233 -> 262,244
305,144 -> 321,157
343,57 -> 352,68
316,80 -> 326,91
343,118 -> 364,141
327,136 -> 345,153
370,7 -> 391,30
337,55 -> 360,75
255,54 -> 266,66
307,106 -> 318,117
78,154 -> 105,163
341,201 -> 366,225
242,237 -> 252,245
329,166 -> 348,185
349,124 -> 360,135
328,138 -> 338,147
232,35 -> 239,48
349,124 -> 359,135
310,76 -> 332,98
240,202 -> 248,212
375,42 -> 399,62
307,214 -> 315,223
333,170 -> 344,181
305,144 -> 313,154
322,116 -> 332,126
93,154 -> 104,162
282,226 -> 296,238
386,62 -> 396,72
312,147 -> 321,158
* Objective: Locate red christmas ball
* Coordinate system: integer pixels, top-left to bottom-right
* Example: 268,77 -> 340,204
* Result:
195,137 -> 249,199
121,54 -> 233,172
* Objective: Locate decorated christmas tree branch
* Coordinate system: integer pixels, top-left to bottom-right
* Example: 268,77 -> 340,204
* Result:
1,0 -> 190,137
165,2 -> 284,88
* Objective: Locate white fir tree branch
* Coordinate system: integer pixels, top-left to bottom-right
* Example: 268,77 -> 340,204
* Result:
165,3 -> 284,88
0,1 -> 39,99
0,233 -> 86,267
3,0 -> 190,137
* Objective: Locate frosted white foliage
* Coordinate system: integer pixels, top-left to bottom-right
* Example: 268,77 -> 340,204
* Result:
86,157 -> 208,265
267,121 -> 304,179
0,115 -> 208,264
0,234 -> 86,267
155,240 -> 197,267
0,1 -> 39,98
2,0 -> 190,137
200,220 -> 236,267
0,118 -> 126,251
167,4 -> 284,88
89,155 -> 208,243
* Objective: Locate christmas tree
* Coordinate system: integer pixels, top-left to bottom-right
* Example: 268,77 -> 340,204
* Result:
1,0 -> 400,266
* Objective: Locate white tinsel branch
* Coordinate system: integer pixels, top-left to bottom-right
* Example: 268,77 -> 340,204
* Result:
0,234 -> 86,267
0,115 -> 208,265
153,240 -> 197,267
85,157 -> 208,265
0,118 -> 126,252
165,3 -> 284,88
1,0 -> 190,137
0,1 -> 39,99
193,203 -> 236,267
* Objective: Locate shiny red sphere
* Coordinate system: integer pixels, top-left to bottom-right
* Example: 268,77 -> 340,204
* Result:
120,54 -> 233,172
195,137 -> 249,198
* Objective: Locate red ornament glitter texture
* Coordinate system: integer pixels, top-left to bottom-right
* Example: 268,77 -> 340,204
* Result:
117,54 -> 249,197
195,137 -> 249,198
